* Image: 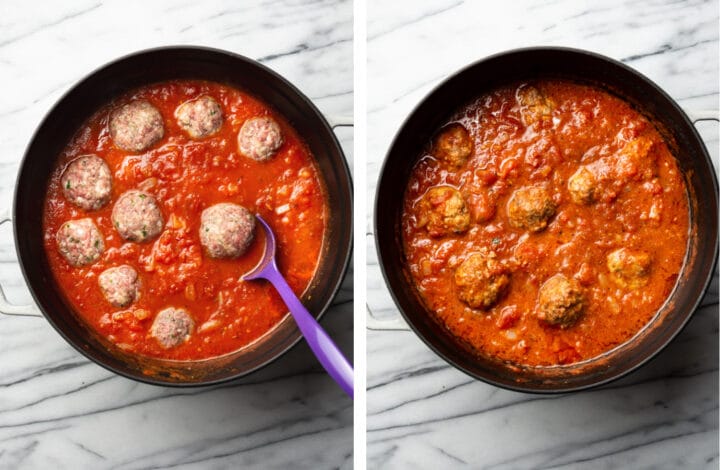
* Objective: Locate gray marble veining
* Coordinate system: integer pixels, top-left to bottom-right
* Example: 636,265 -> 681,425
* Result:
367,0 -> 718,468
0,1 -> 353,468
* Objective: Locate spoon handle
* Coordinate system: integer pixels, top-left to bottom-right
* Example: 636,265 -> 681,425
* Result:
263,266 -> 354,398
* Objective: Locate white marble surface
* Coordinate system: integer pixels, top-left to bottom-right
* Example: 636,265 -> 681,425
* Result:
0,1 -> 353,468
367,0 -> 719,468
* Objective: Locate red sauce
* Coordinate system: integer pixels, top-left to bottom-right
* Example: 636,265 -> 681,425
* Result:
402,80 -> 689,367
43,80 -> 327,360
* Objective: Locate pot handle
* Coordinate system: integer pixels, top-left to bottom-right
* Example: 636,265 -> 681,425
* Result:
367,230 -> 410,331
687,110 -> 720,123
367,304 -> 409,331
328,115 -> 353,129
0,211 -> 43,317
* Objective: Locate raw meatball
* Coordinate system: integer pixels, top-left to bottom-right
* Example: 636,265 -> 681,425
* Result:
607,248 -> 651,289
200,203 -> 256,258
507,186 -> 556,233
568,166 -> 597,205
238,116 -> 284,161
61,155 -> 112,210
536,274 -> 585,328
516,85 -> 554,126
433,123 -> 473,168
417,186 -> 471,237
454,252 -> 511,309
175,95 -> 223,139
150,307 -> 194,349
56,218 -> 104,267
112,190 -> 163,242
109,100 -> 164,152
98,265 -> 140,307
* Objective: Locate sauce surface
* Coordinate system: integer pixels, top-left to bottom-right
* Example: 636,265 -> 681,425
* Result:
401,80 -> 689,367
43,80 -> 327,360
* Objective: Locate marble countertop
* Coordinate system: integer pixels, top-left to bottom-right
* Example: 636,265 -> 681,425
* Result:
0,1 -> 353,468
366,0 -> 718,468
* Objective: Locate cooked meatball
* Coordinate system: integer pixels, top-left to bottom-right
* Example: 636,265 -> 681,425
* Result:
433,123 -> 473,168
507,186 -> 556,232
98,265 -> 140,307
417,186 -> 471,237
536,274 -> 585,328
607,248 -> 651,289
112,190 -> 163,242
454,252 -> 511,310
516,85 -> 554,126
200,203 -> 256,258
61,155 -> 112,210
568,166 -> 597,205
150,307 -> 194,349
238,116 -> 284,161
615,136 -> 655,181
109,100 -> 164,152
56,218 -> 104,267
175,95 -> 223,139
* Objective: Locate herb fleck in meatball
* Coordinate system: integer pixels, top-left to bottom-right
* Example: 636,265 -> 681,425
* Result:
109,100 -> 164,152
507,186 -> 556,232
567,166 -> 597,205
433,123 -> 473,168
112,190 -> 163,242
417,186 -> 471,237
238,116 -> 284,161
607,248 -> 651,289
536,274 -> 585,328
61,155 -> 112,211
56,218 -> 104,267
200,203 -> 256,258
454,252 -> 511,309
150,307 -> 194,349
175,95 -> 223,139
98,265 -> 140,308
516,85 -> 554,126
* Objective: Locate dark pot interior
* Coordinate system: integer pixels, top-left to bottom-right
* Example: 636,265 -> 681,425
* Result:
15,46 -> 353,386
375,47 -> 718,393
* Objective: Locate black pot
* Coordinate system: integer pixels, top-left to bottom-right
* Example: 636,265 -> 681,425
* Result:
375,47 -> 718,393
3,46 -> 353,386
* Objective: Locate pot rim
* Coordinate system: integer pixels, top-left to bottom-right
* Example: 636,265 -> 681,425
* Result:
14,45 -> 353,387
374,46 -> 718,394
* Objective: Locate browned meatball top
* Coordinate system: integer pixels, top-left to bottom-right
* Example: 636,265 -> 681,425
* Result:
455,252 -> 511,310
536,274 -> 585,328
433,123 -> 473,168
507,186 -> 556,233
417,186 -> 471,237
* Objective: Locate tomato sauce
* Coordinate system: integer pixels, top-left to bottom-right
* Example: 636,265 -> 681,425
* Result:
43,80 -> 327,360
402,80 -> 689,367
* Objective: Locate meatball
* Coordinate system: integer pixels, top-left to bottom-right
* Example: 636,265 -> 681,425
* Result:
454,252 -> 511,309
536,274 -> 585,328
112,190 -> 164,242
200,203 -> 256,258
507,186 -> 556,233
175,95 -> 223,139
417,186 -> 471,237
567,166 -> 597,205
607,248 -> 651,289
150,307 -> 194,349
61,155 -> 112,210
98,265 -> 140,308
56,218 -> 104,267
516,85 -> 554,126
238,116 -> 284,161
433,123 -> 473,168
109,100 -> 164,152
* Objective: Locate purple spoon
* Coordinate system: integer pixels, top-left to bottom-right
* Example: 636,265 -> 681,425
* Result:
242,215 -> 354,398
